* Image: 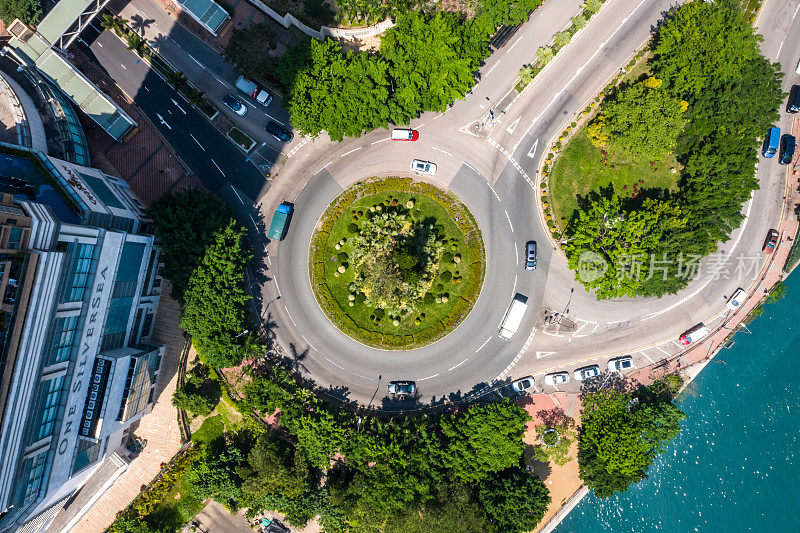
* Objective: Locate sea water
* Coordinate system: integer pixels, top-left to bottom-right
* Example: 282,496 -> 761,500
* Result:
554,274 -> 800,532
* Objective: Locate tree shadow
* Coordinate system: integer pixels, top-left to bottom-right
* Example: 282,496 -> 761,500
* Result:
283,342 -> 309,374
129,14 -> 156,36
524,444 -> 552,480
578,371 -> 642,399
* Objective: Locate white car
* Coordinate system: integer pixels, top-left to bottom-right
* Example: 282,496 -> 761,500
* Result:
544,372 -> 569,386
607,356 -> 634,373
573,365 -> 600,381
411,159 -> 437,175
727,288 -> 746,310
511,375 -> 535,393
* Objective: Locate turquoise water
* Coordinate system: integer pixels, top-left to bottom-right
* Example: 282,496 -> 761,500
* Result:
555,275 -> 800,532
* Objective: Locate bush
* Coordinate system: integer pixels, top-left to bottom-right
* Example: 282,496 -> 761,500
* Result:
440,270 -> 452,282
347,223 -> 359,233
172,364 -> 220,416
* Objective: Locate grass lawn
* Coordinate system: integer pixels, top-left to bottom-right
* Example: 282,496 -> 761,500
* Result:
311,179 -> 484,349
548,130 -> 680,226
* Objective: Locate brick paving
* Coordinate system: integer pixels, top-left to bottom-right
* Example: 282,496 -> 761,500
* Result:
69,282 -> 185,533
69,49 -> 205,206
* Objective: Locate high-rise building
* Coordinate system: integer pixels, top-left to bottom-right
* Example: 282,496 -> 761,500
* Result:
0,143 -> 164,532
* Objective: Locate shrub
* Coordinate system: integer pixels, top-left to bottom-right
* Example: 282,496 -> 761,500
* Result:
555,31 -> 572,48
583,0 -> 601,15
338,252 -> 349,262
347,223 -> 359,233
573,13 -> 587,29
440,270 -> 452,282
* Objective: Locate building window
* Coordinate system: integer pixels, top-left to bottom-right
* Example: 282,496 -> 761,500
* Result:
72,437 -> 104,475
22,452 -> 47,504
116,350 -> 160,422
7,227 -> 22,250
36,375 -> 66,441
141,310 -> 154,338
63,243 -> 96,302
49,316 -> 80,365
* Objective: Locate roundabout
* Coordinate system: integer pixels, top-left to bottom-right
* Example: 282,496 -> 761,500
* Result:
309,177 -> 485,350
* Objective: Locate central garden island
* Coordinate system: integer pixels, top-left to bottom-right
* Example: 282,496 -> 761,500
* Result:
310,177 -> 485,349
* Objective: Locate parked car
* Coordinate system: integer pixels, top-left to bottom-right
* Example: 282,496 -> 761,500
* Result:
780,134 -> 796,165
511,375 -> 535,393
680,323 -> 710,345
607,356 -> 634,373
763,228 -> 779,253
524,241 -> 537,271
726,288 -> 747,310
762,126 -> 780,157
223,94 -> 246,116
266,121 -> 293,143
234,75 -> 272,106
544,372 -> 569,386
392,128 -> 419,141
573,365 -> 600,381
788,85 -> 800,113
410,159 -> 437,175
388,380 -> 416,394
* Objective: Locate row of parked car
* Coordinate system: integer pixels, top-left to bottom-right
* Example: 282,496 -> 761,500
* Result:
761,85 -> 800,161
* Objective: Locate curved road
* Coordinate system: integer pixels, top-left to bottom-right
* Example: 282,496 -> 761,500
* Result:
257,0 -> 800,409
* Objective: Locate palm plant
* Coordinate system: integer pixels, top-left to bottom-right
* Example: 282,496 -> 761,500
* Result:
519,65 -> 536,85
125,33 -> 146,57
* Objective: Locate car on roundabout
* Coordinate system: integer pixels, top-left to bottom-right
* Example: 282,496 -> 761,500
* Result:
524,241 -> 537,271
388,380 -> 416,395
411,159 -> 437,175
573,365 -> 600,381
392,128 -> 419,141
511,375 -> 535,393
726,288 -> 747,310
607,356 -> 634,373
544,372 -> 569,386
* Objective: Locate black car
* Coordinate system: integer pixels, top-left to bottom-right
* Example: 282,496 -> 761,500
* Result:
788,85 -> 800,113
388,380 -> 416,394
266,121 -> 293,143
779,134 -> 796,165
524,241 -> 537,271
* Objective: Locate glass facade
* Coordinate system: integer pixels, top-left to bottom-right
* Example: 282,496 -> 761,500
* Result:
116,348 -> 160,422
34,376 -> 66,442
47,316 -> 80,365
100,243 -> 145,351
21,452 -> 46,505
71,437 -> 103,475
61,243 -> 97,302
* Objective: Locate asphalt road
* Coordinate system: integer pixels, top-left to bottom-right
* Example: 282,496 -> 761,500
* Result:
258,0 -> 800,407
77,27 -> 269,201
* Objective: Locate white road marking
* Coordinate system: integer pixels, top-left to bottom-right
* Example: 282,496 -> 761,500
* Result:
155,113 -> 171,130
266,255 -> 271,266
187,53 -> 203,67
476,337 -> 491,352
274,277 -> 281,297
794,2 -> 800,18
417,123 -> 426,128
462,161 -> 478,173
211,159 -> 225,176
432,146 -> 453,157
340,147 -> 362,158
321,160 -> 333,169
171,99 -> 187,114
433,112 -> 445,120
485,60 -> 501,77
655,346 -> 671,356
514,241 -> 519,265
232,187 -> 243,203
527,138 -> 539,158
506,117 -> 521,133
284,306 -> 297,326
249,214 -> 257,227
301,335 -> 317,351
295,182 -> 307,199
97,42 -> 103,47
512,274 -> 518,296
418,373 -> 439,381
448,358 -> 469,371
212,74 -> 228,86
536,351 -> 556,359
606,319 -> 627,325
352,372 -> 375,380
371,138 -> 390,145
324,356 -> 344,370
507,34 -> 524,53
505,210 -> 514,232
777,41 -> 784,57
120,63 -> 126,70
479,104 -> 486,109
190,133 -> 205,151
143,86 -> 150,92
487,183 -> 501,202
639,351 -> 655,364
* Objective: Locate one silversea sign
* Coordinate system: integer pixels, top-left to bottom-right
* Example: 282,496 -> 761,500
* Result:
79,357 -> 111,439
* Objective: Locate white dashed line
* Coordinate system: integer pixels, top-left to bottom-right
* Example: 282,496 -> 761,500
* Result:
477,337 -> 491,352
340,147 -> 362,158
284,307 -> 297,326
352,372 -> 375,380
321,160 -> 333,170
655,346 -> 671,356
301,335 -> 317,351
463,161 -> 478,173
514,241 -> 519,265
512,274 -> 517,296
325,356 -> 344,370
190,133 -> 205,151
487,183 -> 501,202
448,358 -> 469,371
639,351 -> 656,364
273,277 -> 281,297
505,210 -> 514,232
418,373 -> 439,381
232,187 -> 243,204
433,113 -> 445,120
371,138 -> 390,145
120,63 -> 127,70
432,146 -> 453,157
211,159 -> 225,176
248,214 -> 257,228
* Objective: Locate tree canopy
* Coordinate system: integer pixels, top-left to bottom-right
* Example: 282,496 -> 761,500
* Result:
0,0 -> 41,25
478,467 -> 551,532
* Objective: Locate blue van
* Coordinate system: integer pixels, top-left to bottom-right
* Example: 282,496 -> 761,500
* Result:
763,127 -> 780,158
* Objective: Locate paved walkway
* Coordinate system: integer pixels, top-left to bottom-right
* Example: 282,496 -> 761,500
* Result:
69,282 -> 185,533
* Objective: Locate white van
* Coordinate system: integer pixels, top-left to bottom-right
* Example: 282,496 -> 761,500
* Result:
499,295 -> 528,340
679,323 -> 710,345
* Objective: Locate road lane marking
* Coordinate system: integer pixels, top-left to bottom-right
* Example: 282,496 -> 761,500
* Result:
171,99 -> 187,114
321,160 -> 333,169
212,74 -> 228,86
324,356 -> 344,370
527,138 -> 539,158
301,335 -> 317,351
433,112 -> 445,120
505,210 -> 514,232
448,358 -> 468,371
143,86 -> 149,92
536,351 -> 556,358
777,41 -> 784,57
505,117 -> 521,133
232,187 -> 243,203
190,133 -> 205,151
487,182 -> 501,202
795,2 -> 800,18
655,346 -> 671,356
512,274 -> 517,296
274,277 -> 281,297
211,159 -> 225,176
284,306 -> 297,326
249,214 -> 257,227
514,241 -> 519,265
418,373 -> 439,381
462,161 -> 477,173
340,147 -> 362,158
187,53 -> 203,67
97,42 -> 103,47
476,337 -> 491,352
352,372 -> 374,380
371,138 -> 390,144
432,146 -> 453,157
417,123 -> 426,128
120,64 -> 126,70
155,113 -> 171,130
639,351 -> 655,364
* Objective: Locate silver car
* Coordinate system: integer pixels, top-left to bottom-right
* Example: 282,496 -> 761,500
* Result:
388,380 -> 416,394
511,375 -> 535,393
573,365 -> 600,381
411,159 -> 437,175
544,372 -> 569,386
607,356 -> 634,373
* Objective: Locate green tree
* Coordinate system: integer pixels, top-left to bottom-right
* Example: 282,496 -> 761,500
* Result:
172,364 -> 220,416
238,432 -> 311,501
281,403 -> 348,467
181,221 -> 252,369
602,78 -> 687,160
440,399 -> 530,482
536,45 -> 554,66
578,386 -> 684,498
0,0 -> 42,25
149,189 -> 233,303
185,437 -> 247,504
225,23 -> 278,81
583,0 -> 601,15
478,467 -> 551,532
533,421 -> 576,466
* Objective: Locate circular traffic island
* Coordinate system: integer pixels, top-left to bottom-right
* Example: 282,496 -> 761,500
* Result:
310,177 -> 485,350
